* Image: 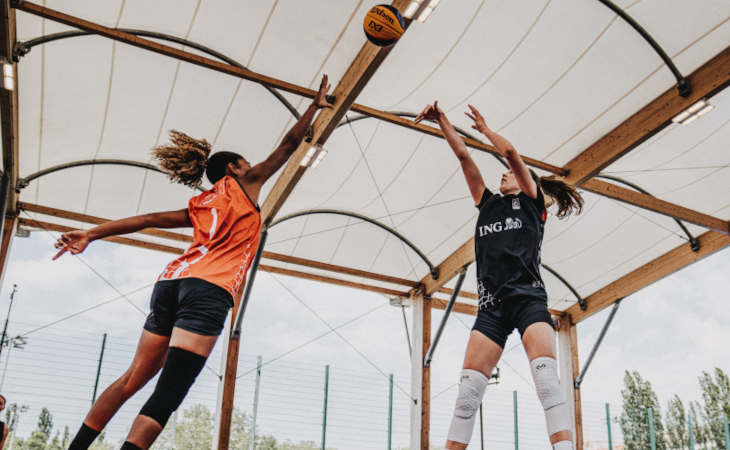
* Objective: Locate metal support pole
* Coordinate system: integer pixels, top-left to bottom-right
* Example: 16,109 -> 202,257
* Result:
575,300 -> 621,388
605,403 -> 613,450
424,266 -> 467,368
479,404 -> 485,450
232,229 -> 267,339
688,414 -> 695,450
0,344 -> 10,390
724,416 -> 729,450
513,391 -> 518,450
401,305 -> 411,357
387,373 -> 393,450
648,408 -> 656,450
321,365 -> 329,450
91,333 -> 107,405
0,284 -> 17,360
248,356 -> 262,450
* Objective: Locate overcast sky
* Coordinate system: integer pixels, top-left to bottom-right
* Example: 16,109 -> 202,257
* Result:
0,230 -> 727,449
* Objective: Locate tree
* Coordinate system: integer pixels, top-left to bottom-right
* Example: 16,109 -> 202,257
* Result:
22,408 -> 53,450
620,370 -> 667,450
665,395 -> 687,449
61,426 -> 70,449
47,431 -> 63,450
688,401 -> 709,449
698,367 -> 730,448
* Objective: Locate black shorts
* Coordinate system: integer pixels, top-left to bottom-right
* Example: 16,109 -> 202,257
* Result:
143,278 -> 233,337
472,296 -> 554,348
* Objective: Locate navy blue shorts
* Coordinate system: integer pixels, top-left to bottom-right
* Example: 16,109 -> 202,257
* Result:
472,296 -> 554,348
143,278 -> 233,337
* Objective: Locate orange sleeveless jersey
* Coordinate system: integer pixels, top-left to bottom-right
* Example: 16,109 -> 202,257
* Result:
158,176 -> 261,297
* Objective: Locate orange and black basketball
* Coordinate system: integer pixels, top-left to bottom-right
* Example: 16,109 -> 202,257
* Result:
363,4 -> 405,46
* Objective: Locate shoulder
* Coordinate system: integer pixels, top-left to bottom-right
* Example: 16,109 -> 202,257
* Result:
475,187 -> 496,209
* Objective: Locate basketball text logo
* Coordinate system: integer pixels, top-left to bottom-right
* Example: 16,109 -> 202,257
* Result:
478,217 -> 522,236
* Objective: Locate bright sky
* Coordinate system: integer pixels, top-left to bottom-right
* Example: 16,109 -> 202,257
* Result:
0,229 -> 727,449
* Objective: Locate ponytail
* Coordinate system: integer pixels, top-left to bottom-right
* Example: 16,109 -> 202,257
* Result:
153,130 -> 211,188
153,130 -> 244,187
530,170 -> 584,219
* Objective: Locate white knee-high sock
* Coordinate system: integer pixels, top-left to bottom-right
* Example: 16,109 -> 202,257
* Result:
446,369 -> 489,444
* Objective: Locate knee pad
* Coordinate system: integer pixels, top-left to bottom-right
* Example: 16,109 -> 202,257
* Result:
530,357 -> 572,435
139,347 -> 207,427
447,369 -> 489,444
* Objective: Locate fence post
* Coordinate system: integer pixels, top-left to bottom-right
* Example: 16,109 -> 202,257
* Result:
91,333 -> 107,405
688,414 -> 695,450
605,403 -> 612,450
648,408 -> 656,450
724,416 -> 729,450
513,390 -> 518,450
479,404 -> 485,450
387,373 -> 393,450
321,365 -> 329,450
248,356 -> 262,450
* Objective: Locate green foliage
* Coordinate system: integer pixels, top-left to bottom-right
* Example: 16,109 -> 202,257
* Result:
619,370 -> 667,450
88,432 -> 114,450
699,367 -> 730,449
665,394 -> 687,449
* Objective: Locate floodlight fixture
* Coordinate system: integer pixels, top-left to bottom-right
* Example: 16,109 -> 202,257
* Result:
672,99 -> 714,125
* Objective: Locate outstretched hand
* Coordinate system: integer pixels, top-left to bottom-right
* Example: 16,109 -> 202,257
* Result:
313,75 -> 334,109
414,101 -> 444,124
53,230 -> 91,260
464,104 -> 490,134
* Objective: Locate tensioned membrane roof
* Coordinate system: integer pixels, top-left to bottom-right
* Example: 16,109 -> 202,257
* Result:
12,0 -> 730,312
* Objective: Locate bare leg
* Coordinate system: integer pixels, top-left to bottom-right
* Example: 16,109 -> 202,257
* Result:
124,327 -> 218,449
84,330 -> 169,430
523,322 -> 572,446
446,331 -> 503,449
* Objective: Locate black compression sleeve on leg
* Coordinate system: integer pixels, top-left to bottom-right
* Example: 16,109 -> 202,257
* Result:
139,346 -> 206,427
68,422 -> 100,450
120,441 -> 142,450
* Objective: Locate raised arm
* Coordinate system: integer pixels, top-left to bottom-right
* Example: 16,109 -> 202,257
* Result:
243,75 -> 333,186
465,105 -> 538,199
53,209 -> 190,260
415,101 -> 486,205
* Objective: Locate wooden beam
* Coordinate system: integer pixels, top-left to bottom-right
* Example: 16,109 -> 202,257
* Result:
570,321 -> 584,449
15,3 -> 568,182
0,0 -> 18,288
21,202 -> 489,301
21,216 -> 509,315
581,179 -> 730,234
260,0 -> 411,223
18,218 -> 186,255
216,281 -> 245,450
421,297 -> 431,450
564,46 -> 730,185
20,202 -> 194,242
418,238 -> 475,297
568,230 -> 730,323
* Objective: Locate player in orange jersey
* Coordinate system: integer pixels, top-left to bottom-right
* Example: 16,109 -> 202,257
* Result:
55,76 -> 333,450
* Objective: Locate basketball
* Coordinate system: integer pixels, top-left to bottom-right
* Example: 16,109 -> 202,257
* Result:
363,4 -> 405,46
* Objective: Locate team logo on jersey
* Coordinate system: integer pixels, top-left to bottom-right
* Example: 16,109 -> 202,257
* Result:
512,198 -> 520,210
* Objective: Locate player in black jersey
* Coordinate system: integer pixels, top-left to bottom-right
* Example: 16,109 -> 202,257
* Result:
416,101 -> 583,450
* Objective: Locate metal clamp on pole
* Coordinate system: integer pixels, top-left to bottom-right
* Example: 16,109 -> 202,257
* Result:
232,228 -> 268,340
424,265 -> 468,368
574,298 -> 622,388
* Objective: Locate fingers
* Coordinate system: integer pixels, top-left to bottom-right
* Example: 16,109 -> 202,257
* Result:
52,246 -> 68,261
320,74 -> 328,90
434,100 -> 439,110
465,112 -> 476,121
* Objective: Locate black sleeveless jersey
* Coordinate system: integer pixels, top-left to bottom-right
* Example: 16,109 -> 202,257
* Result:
474,187 -> 548,309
